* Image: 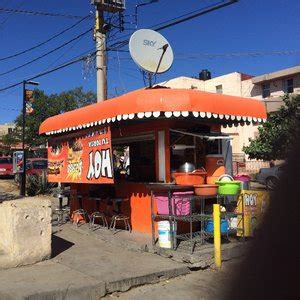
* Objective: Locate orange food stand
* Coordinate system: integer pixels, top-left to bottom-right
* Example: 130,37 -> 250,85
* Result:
40,88 -> 266,234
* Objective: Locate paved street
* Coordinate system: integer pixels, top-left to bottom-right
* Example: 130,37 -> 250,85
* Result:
106,259 -> 241,300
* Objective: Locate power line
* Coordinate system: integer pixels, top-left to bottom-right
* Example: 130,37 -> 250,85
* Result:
0,0 -> 26,28
109,49 -> 300,61
0,51 -> 96,93
0,14 -> 92,62
0,28 -> 93,77
107,0 -> 237,51
0,7 -> 85,19
175,50 -> 300,59
155,0 -> 237,31
0,107 -> 20,111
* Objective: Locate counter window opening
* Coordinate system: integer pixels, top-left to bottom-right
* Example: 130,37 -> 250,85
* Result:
112,139 -> 156,183
170,130 -> 223,174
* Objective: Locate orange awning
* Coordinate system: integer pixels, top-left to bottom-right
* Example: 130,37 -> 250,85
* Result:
39,88 -> 267,136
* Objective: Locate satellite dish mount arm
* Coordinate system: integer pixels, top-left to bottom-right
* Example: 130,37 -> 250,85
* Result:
148,43 -> 169,88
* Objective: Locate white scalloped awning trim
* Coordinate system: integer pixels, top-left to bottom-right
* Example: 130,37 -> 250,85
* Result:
45,111 -> 266,136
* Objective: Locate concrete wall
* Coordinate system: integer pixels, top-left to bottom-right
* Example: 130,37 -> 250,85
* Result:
159,76 -> 205,90
203,72 -> 243,96
0,198 -> 51,269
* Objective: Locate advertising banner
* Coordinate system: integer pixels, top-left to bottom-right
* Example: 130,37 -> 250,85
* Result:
48,126 -> 114,184
13,151 -> 24,173
237,190 -> 270,237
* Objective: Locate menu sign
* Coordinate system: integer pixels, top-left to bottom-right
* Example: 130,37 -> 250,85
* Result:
48,126 -> 114,184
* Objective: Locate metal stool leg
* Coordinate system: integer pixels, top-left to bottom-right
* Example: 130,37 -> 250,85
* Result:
110,216 -> 115,230
127,220 -> 131,232
123,219 -> 127,231
104,216 -> 108,228
101,215 -> 108,229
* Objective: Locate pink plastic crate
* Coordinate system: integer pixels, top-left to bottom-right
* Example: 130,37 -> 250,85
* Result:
154,191 -> 194,216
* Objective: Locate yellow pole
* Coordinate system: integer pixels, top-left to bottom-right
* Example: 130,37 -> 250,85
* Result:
213,204 -> 222,269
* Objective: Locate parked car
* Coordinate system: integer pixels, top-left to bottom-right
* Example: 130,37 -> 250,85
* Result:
26,158 -> 48,176
256,164 -> 285,190
15,158 -> 48,184
0,156 -> 13,177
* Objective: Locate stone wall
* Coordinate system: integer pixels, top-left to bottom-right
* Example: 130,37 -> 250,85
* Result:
0,198 -> 51,269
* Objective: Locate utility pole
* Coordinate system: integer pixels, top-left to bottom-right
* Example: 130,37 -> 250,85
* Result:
20,80 -> 39,197
92,0 -> 125,102
20,81 -> 26,196
95,8 -> 107,102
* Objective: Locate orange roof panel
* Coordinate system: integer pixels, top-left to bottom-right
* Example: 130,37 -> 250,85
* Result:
39,88 -> 267,135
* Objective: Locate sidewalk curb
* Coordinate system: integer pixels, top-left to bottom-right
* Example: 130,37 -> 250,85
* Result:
19,282 -> 107,300
106,266 -> 190,294
0,264 -> 190,300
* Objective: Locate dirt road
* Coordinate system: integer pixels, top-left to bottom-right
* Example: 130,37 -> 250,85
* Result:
0,178 -> 20,202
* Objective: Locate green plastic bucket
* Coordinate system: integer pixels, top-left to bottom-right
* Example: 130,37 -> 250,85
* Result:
215,180 -> 241,195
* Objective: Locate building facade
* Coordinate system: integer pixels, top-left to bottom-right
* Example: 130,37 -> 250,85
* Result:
0,123 -> 15,138
159,66 -> 300,168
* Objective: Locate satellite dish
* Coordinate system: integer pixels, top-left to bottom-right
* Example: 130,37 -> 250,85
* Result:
129,29 -> 174,74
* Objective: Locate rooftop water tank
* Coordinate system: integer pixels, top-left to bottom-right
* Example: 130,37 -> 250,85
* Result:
199,69 -> 211,81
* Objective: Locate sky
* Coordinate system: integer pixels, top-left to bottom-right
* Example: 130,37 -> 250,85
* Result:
0,0 -> 299,123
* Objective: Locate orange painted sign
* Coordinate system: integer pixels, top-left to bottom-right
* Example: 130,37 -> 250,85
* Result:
48,126 -> 114,184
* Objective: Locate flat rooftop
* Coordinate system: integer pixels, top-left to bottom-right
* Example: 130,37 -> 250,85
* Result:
252,65 -> 300,84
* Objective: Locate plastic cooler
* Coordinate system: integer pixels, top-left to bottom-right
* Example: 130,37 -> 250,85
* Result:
205,155 -> 225,184
155,191 -> 194,216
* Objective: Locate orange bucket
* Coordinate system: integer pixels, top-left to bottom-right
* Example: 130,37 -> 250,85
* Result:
173,169 -> 207,185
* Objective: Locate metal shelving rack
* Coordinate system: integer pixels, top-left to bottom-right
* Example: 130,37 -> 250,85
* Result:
148,183 -> 245,254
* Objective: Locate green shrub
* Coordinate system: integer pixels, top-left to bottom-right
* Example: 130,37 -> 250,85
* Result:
26,170 -> 55,196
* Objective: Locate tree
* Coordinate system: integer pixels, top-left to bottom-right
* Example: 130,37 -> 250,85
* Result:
14,87 -> 96,147
243,94 -> 300,160
1,132 -> 19,148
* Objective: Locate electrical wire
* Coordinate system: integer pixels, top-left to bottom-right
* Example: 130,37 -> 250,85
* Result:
176,50 -> 300,59
109,49 -> 300,61
107,0 -> 237,51
0,14 -> 92,62
0,51 -> 96,92
0,7 -> 85,19
45,31 -> 90,70
0,28 -> 93,77
0,106 -> 20,111
0,0 -> 26,28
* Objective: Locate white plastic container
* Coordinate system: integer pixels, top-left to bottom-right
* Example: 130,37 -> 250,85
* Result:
229,217 -> 238,229
158,221 -> 176,249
